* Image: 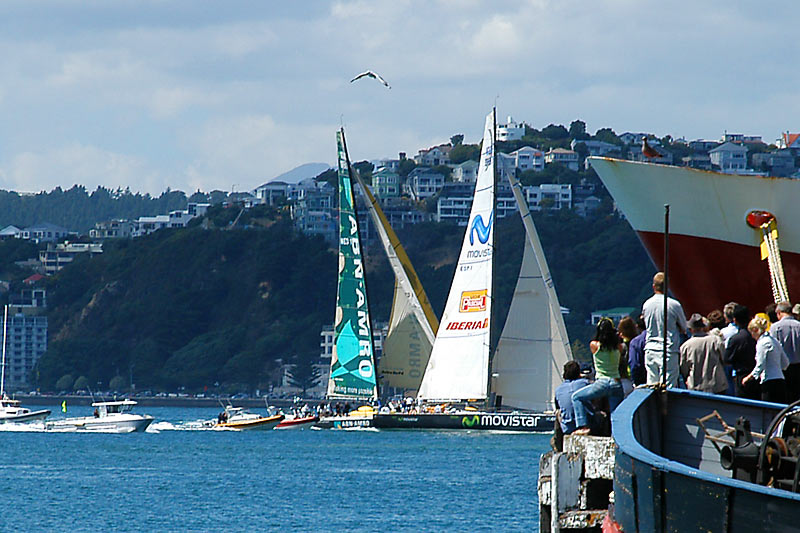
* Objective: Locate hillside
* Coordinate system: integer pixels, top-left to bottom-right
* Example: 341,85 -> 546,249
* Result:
33,202 -> 653,392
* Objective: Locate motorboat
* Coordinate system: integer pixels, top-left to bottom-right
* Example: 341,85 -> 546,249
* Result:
0,396 -> 50,424
275,413 -> 319,430
46,399 -> 154,433
212,406 -> 284,430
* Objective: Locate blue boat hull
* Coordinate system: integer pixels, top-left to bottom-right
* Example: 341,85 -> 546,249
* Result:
612,389 -> 800,532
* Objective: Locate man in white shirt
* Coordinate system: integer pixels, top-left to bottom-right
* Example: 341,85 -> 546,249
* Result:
770,301 -> 800,402
642,272 -> 687,387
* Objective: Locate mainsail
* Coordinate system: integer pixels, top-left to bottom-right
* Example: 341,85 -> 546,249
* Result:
352,172 -> 438,391
418,109 -> 496,402
492,172 -> 572,411
327,129 -> 378,400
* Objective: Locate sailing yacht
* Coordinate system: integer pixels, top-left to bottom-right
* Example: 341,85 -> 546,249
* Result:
315,128 -> 380,430
351,171 -> 438,395
372,108 -> 570,432
0,305 -> 50,424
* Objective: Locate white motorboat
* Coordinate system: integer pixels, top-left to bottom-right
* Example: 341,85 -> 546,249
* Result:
0,396 -> 50,424
0,305 -> 50,424
46,399 -> 154,433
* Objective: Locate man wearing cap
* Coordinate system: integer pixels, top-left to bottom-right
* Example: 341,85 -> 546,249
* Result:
679,313 -> 728,393
769,301 -> 800,402
642,272 -> 687,387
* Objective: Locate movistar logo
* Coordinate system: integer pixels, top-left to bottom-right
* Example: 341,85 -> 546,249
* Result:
462,415 -> 479,428
469,212 -> 493,245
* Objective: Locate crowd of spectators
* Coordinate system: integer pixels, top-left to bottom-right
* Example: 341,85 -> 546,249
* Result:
554,271 -> 800,438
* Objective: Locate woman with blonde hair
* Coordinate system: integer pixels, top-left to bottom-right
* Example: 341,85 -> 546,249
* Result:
742,314 -> 790,403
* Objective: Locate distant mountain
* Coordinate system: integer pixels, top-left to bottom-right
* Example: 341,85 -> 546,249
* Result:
260,163 -> 331,187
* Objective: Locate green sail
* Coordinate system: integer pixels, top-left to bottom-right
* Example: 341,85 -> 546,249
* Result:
327,130 -> 378,400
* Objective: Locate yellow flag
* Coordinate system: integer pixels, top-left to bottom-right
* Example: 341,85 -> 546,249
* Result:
61,400 -> 67,413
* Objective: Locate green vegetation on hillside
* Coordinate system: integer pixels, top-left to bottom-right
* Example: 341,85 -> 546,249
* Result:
0,186 -> 198,232
36,217 -> 336,392
33,198 -> 653,392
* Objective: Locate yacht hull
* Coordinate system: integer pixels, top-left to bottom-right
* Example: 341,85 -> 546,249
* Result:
314,416 -> 374,430
372,412 -> 554,432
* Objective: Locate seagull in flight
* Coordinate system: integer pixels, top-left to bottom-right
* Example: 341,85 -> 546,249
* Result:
350,70 -> 391,89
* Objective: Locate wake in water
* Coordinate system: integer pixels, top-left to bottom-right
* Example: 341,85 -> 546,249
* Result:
0,421 -> 47,432
151,420 -> 241,431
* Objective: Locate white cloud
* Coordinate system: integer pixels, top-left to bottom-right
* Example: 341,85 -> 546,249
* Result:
0,1 -> 798,197
469,16 -> 520,58
179,114 -> 336,192
0,144 -> 163,194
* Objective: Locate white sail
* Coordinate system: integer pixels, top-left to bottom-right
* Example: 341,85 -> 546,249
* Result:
492,173 -> 572,411
352,173 -> 438,391
418,110 -> 496,402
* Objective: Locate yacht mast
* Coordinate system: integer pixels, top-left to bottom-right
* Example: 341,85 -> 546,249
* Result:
486,107 -> 498,406
1,305 -> 7,398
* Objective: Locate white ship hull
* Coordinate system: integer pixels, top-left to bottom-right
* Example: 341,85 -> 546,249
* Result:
589,157 -> 800,313
46,414 -> 154,433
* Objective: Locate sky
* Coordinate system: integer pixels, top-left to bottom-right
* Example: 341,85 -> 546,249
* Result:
0,1 -> 798,195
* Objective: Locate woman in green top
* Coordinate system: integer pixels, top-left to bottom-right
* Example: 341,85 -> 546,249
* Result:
572,318 -> 625,435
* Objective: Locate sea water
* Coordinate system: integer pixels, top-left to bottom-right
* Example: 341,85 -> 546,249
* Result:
0,405 -> 551,532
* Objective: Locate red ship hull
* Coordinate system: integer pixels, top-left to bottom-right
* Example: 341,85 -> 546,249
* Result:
637,231 -> 800,315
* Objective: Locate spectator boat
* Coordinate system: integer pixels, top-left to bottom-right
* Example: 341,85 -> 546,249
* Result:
275,414 -> 319,430
212,406 -> 284,430
45,399 -> 153,433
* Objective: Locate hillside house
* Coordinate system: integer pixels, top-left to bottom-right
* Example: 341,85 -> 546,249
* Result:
405,168 -> 445,201
709,142 -> 748,173
497,116 -> 529,141
414,144 -> 452,167
545,148 -> 579,171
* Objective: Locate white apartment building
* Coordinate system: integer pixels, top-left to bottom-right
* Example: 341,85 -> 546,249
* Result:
497,116 -> 528,141
39,242 -> 103,274
3,289 -> 48,391
523,184 -> 573,210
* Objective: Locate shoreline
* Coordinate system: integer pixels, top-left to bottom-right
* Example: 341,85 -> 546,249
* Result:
12,394 -> 317,409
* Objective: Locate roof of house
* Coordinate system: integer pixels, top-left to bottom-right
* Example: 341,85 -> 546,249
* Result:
784,133 -> 800,148
24,221 -> 68,232
0,225 -> 20,235
23,273 -> 45,285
